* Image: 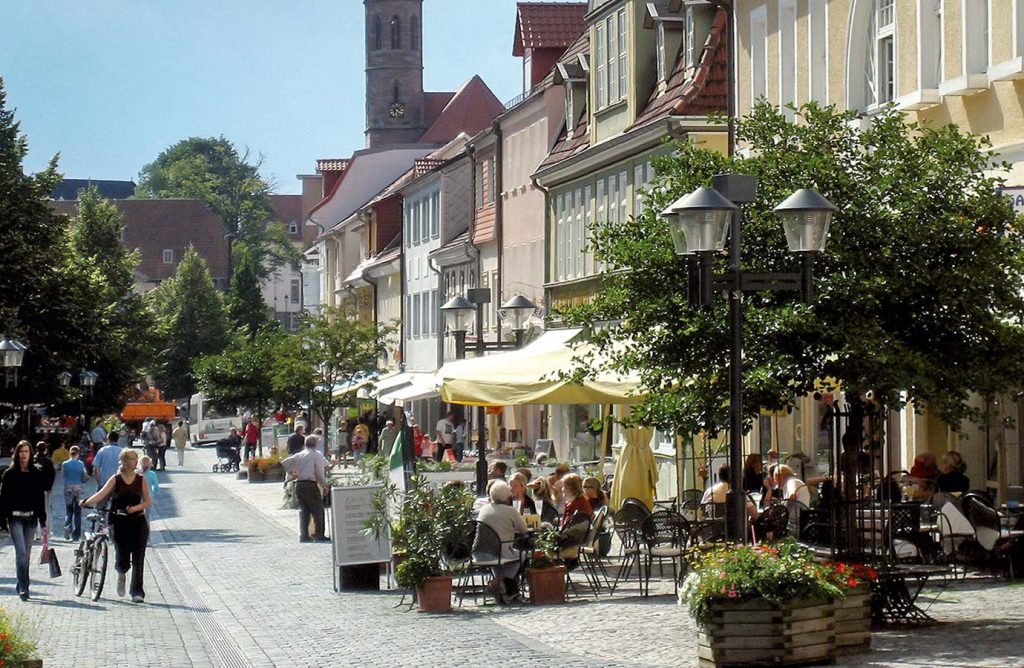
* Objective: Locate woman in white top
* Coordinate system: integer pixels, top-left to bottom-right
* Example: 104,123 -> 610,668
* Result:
775,465 -> 811,506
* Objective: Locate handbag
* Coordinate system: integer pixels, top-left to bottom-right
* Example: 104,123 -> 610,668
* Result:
48,550 -> 62,578
39,528 -> 60,577
281,479 -> 298,510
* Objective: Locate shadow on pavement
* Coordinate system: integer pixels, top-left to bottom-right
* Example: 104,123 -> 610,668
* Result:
155,529 -> 255,545
33,598 -> 107,611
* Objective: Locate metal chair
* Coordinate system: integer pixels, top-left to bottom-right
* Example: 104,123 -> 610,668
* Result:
679,489 -> 703,521
639,510 -> 689,597
622,497 -> 652,516
579,505 -> 611,592
464,521 -> 514,605
610,504 -> 648,594
558,513 -> 594,597
967,502 -> 1024,578
936,501 -> 976,578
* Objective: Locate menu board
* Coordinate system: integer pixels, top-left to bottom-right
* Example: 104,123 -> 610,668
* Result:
330,485 -> 391,567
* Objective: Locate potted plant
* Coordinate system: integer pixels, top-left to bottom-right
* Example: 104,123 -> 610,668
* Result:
391,477 -> 473,613
246,457 -> 265,482
526,527 -> 566,605
0,607 -> 42,667
680,540 -> 870,667
247,453 -> 284,482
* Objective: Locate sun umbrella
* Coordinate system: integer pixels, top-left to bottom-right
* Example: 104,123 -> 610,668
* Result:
610,426 -> 658,511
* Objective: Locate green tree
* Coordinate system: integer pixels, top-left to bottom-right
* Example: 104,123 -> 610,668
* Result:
67,187 -> 154,414
135,136 -> 298,274
272,307 -> 394,428
227,241 -> 269,335
0,78 -> 99,415
563,103 -> 1024,440
194,327 -> 284,426
149,247 -> 230,399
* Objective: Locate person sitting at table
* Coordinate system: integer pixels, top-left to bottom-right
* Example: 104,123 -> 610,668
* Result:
527,477 -> 559,525
509,473 -> 536,515
937,451 -> 970,494
488,461 -> 508,482
701,464 -> 731,505
547,462 -> 570,508
516,468 -> 533,483
774,465 -> 811,506
474,480 -> 528,604
582,476 -> 607,514
559,474 -> 594,531
742,454 -> 764,493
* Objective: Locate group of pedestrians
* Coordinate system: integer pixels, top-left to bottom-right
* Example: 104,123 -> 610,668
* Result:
0,430 -> 155,603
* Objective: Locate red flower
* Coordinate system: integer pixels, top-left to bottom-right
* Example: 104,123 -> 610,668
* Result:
846,577 -> 858,588
728,589 -> 738,599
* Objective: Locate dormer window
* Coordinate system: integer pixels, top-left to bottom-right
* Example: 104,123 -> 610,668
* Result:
595,8 -> 628,110
646,3 -> 686,84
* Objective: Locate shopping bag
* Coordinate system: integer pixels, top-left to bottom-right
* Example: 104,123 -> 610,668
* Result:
442,448 -> 457,464
39,529 -> 50,564
281,479 -> 298,510
47,550 -> 61,578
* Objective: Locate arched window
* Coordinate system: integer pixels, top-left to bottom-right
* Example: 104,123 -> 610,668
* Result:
393,81 -> 402,104
373,15 -> 382,51
411,15 -> 420,51
390,15 -> 402,50
846,0 -> 895,110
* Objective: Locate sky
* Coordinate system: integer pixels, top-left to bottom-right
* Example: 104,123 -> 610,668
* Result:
1,0 -> 530,194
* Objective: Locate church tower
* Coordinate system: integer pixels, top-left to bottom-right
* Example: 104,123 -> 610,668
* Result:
365,0 -> 426,147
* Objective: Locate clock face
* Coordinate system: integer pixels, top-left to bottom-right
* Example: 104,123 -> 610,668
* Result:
389,103 -> 405,118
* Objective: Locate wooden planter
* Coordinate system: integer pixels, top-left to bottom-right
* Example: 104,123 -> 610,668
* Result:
264,466 -> 285,481
698,598 -> 835,668
527,565 -> 566,605
834,583 -> 872,656
415,575 -> 453,613
247,469 -> 265,483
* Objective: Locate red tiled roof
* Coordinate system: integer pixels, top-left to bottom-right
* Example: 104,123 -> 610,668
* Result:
316,159 -> 350,173
419,75 -> 505,144
414,158 -> 446,177
423,92 -> 456,131
513,2 -> 589,56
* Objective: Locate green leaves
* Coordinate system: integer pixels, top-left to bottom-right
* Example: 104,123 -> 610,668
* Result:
561,102 -> 1024,434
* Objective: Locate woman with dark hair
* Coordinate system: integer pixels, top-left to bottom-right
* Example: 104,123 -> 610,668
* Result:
742,454 -> 764,493
0,441 -> 47,600
83,449 -> 152,602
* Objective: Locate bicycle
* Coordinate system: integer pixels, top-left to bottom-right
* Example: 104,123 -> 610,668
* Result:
72,510 -> 121,601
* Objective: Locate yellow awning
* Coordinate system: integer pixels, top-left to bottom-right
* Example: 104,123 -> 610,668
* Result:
437,328 -> 642,407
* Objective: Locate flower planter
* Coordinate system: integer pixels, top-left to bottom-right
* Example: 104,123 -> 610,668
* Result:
834,583 -> 872,655
697,598 -> 835,668
264,466 -> 285,481
527,565 -> 566,605
247,469 -> 266,483
415,575 -> 453,613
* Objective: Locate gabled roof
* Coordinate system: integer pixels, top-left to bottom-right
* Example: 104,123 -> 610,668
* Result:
423,92 -> 456,130
419,76 -> 505,145
51,179 -> 136,201
513,2 -> 589,56
538,8 -> 728,172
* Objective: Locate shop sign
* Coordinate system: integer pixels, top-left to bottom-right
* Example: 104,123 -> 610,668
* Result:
1003,186 -> 1024,214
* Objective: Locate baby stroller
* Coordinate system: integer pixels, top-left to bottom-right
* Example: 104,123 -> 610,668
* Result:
213,439 -> 241,473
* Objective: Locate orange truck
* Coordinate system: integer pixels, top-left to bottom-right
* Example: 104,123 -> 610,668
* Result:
121,388 -> 178,423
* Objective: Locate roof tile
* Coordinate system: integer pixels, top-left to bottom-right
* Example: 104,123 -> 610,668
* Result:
513,2 -> 589,56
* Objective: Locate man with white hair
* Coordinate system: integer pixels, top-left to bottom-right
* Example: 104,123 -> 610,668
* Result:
281,434 -> 331,543
774,465 -> 811,506
473,480 -> 528,603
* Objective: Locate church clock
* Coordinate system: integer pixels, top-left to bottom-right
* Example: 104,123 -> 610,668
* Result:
389,102 -> 406,118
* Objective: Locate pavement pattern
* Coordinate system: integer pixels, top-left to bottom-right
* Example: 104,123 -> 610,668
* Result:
0,447 -> 1020,668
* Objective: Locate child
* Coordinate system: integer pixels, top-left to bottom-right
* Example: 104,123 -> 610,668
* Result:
139,455 -> 159,498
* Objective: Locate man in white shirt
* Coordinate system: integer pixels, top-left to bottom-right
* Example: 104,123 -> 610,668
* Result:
775,465 -> 811,506
700,464 -> 731,506
281,435 -> 331,543
434,412 -> 455,462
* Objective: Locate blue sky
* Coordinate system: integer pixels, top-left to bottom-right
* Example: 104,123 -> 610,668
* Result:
1,0 -> 528,193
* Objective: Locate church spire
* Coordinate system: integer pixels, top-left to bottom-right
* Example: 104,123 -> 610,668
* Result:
364,0 -> 426,147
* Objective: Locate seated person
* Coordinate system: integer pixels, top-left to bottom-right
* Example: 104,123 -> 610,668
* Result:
582,476 -> 607,514
559,474 -> 594,531
474,481 -> 528,603
488,461 -> 508,481
742,454 -> 764,493
527,477 -> 559,526
774,465 -> 811,506
936,451 -> 970,494
701,464 -> 731,506
508,473 -> 536,515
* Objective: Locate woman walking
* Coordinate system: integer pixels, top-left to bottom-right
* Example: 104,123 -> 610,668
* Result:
83,449 -> 151,602
0,441 -> 47,600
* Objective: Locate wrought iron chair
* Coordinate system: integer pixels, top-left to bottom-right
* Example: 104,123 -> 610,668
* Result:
558,512 -> 594,597
967,502 -> 1024,578
622,497 -> 652,516
639,510 -> 689,597
463,520 -> 515,606
610,504 -> 648,594
579,505 -> 611,591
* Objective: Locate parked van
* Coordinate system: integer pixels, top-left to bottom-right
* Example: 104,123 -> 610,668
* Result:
187,393 -> 238,446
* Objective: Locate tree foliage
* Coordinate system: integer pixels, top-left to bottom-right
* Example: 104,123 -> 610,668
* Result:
194,327 -> 284,423
561,103 -> 1024,435
272,307 -> 394,427
227,241 -> 269,335
148,247 -> 230,400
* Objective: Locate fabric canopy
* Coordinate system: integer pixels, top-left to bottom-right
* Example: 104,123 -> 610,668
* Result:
437,328 -> 641,407
610,426 -> 658,511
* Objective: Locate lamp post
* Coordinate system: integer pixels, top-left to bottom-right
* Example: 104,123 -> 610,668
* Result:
442,290 -> 538,494
0,334 -> 27,388
662,175 -> 836,542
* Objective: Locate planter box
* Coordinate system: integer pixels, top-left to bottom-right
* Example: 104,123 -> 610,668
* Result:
527,565 -> 566,605
247,469 -> 266,483
698,598 -> 835,667
834,584 -> 872,656
416,575 -> 453,613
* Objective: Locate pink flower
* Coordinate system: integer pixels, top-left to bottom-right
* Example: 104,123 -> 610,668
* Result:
719,571 -> 727,578
728,589 -> 738,599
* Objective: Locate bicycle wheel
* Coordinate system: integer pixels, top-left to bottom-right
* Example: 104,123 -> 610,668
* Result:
90,538 -> 108,601
73,540 -> 92,597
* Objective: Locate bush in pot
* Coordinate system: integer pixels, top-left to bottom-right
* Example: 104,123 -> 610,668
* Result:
0,607 -> 41,667
526,527 -> 566,605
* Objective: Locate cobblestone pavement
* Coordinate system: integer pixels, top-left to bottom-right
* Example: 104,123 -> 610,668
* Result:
0,447 -> 1020,667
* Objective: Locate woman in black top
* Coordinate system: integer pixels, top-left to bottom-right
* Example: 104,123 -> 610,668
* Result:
84,449 -> 151,602
0,441 -> 47,600
742,454 -> 765,493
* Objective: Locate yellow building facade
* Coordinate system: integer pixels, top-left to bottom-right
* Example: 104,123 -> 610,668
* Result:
732,0 -> 1024,496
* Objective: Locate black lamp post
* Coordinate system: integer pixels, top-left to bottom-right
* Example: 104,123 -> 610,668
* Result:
0,334 -> 27,388
662,175 -> 836,542
442,289 -> 538,494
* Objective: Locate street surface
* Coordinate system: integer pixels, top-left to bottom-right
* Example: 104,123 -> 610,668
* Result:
0,448 -> 1020,667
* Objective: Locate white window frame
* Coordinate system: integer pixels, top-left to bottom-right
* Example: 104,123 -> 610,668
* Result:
287,220 -> 299,235
871,0 -> 896,106
431,192 -> 440,239
595,22 -> 607,109
808,0 -> 829,102
1017,0 -> 1024,58
617,8 -> 628,103
162,249 -> 174,264
778,0 -> 797,117
595,10 -> 628,111
962,0 -> 989,75
685,9 -> 696,69
657,23 -> 667,81
412,293 -> 422,338
750,6 -> 768,104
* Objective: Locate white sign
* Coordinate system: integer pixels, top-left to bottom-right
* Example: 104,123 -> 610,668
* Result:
330,485 -> 391,567
1004,186 -> 1024,214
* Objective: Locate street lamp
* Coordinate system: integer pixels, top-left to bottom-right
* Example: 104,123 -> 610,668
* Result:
79,371 -> 98,394
663,175 -> 836,542
442,289 -> 537,494
0,334 -> 27,388
58,371 -> 72,388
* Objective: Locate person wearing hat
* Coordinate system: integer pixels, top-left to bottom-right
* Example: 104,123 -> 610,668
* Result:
473,480 -> 528,604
